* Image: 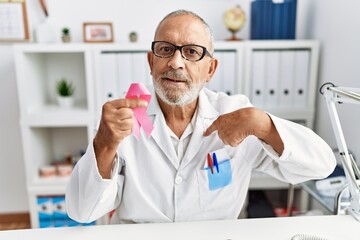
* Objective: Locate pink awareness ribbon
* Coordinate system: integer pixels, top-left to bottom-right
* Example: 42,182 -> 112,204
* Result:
125,83 -> 154,139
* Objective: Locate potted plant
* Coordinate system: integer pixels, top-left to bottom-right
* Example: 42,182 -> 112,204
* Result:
56,78 -> 75,108
61,27 -> 71,43
129,31 -> 138,42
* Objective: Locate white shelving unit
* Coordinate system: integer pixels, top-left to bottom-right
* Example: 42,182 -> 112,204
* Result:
14,40 -> 319,227
14,44 -> 96,228
241,40 -> 319,215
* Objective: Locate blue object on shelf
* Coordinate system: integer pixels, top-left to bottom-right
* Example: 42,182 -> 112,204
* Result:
251,0 -> 297,39
37,195 -> 96,228
39,220 -> 53,228
37,197 -> 53,220
52,196 -> 67,219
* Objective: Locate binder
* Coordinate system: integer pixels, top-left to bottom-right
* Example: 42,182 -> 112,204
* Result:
100,53 -> 117,102
37,197 -> 53,220
293,50 -> 310,107
54,219 -> 67,227
272,2 -> 282,39
265,51 -> 280,107
39,220 -> 53,228
281,1 -> 292,39
222,51 -> 236,95
207,51 -> 222,92
143,53 -> 153,86
117,53 -> 133,98
279,50 -> 295,106
250,0 -> 261,39
131,52 -> 151,87
251,0 -> 297,39
288,0 -> 297,38
52,196 -> 67,219
250,50 -> 266,105
263,0 -> 273,39
251,0 -> 272,39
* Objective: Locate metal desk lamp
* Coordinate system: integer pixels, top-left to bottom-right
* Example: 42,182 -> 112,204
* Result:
320,82 -> 360,221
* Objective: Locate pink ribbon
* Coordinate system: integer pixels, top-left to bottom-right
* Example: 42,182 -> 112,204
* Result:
125,83 -> 154,139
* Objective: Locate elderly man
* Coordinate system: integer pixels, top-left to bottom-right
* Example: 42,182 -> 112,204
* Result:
66,9 -> 336,224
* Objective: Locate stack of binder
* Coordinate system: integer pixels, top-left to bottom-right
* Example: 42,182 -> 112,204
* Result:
250,49 -> 310,107
251,0 -> 297,39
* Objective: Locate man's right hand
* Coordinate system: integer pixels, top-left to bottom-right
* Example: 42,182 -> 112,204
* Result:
93,98 -> 148,179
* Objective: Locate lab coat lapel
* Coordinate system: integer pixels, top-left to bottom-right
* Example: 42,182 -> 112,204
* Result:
151,114 -> 179,169
147,87 -> 179,169
181,90 -> 219,168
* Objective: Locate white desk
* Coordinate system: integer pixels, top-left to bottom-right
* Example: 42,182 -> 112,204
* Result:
0,215 -> 357,240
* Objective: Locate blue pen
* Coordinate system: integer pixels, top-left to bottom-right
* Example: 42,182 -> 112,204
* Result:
212,152 -> 219,173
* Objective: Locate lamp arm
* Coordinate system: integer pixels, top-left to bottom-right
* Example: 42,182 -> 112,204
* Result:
320,82 -> 360,220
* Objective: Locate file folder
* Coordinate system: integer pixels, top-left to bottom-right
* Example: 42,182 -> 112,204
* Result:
279,50 -> 295,106
132,52 -> 152,88
251,0 -> 297,39
222,51 -> 236,95
207,52 -> 222,92
206,51 -> 236,95
53,196 -> 67,219
293,50 -> 310,107
265,51 -> 280,107
251,50 -> 266,105
37,197 -> 53,220
117,53 -> 133,97
100,53 -> 118,102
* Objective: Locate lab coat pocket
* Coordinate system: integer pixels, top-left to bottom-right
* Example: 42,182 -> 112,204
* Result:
196,160 -> 236,211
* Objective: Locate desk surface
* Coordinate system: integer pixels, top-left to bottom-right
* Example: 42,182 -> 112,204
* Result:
0,215 -> 358,240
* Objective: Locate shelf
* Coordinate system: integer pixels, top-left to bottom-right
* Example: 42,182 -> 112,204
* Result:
14,43 -> 91,52
14,50 -> 94,118
20,104 -> 93,127
28,176 -> 69,195
244,40 -> 319,49
22,126 -> 89,188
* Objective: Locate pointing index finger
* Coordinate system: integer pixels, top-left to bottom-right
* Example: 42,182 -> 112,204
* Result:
203,120 -> 218,136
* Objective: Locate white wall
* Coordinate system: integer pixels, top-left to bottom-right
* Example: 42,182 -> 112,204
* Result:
39,0 -> 252,43
0,0 -> 359,213
306,0 -> 360,167
0,47 -> 28,213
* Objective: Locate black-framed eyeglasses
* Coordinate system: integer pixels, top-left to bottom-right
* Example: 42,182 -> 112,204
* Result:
151,41 -> 213,62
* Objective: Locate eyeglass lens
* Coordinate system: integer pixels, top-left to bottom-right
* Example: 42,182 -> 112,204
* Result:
153,42 -> 205,61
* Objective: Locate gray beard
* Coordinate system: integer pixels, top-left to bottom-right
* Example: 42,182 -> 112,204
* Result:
153,74 -> 205,106
153,79 -> 205,106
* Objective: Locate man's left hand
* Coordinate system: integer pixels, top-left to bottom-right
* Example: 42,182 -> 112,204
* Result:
203,107 -> 284,154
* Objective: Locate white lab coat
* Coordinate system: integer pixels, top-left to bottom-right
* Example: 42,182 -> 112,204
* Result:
66,88 -> 336,224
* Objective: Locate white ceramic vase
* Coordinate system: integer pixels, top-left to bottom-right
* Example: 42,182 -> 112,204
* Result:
57,96 -> 74,108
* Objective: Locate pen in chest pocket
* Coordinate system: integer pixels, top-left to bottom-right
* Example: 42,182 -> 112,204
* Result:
207,152 -> 220,174
212,152 -> 219,173
207,153 -> 214,174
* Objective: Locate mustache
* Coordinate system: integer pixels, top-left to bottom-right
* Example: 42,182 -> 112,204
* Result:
159,70 -> 190,82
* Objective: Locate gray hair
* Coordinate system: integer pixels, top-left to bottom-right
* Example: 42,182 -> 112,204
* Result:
154,9 -> 214,53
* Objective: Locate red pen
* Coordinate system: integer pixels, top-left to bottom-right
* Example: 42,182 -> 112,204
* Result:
207,153 -> 214,174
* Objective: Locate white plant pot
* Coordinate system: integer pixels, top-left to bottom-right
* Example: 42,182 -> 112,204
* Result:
57,96 -> 74,108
